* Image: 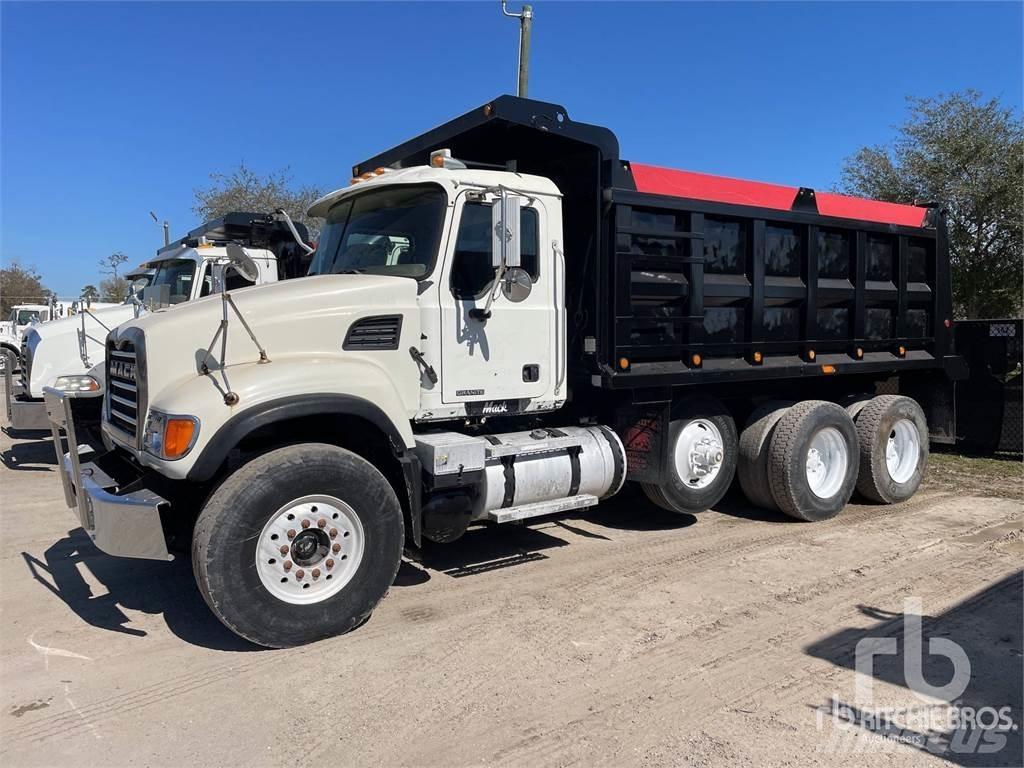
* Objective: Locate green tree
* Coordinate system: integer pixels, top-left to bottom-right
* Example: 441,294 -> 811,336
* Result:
0,261 -> 49,316
193,164 -> 323,241
841,90 -> 1023,319
81,284 -> 100,301
99,276 -> 129,301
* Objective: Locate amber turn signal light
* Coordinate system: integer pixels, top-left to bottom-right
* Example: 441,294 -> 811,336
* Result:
618,357 -> 630,370
854,347 -> 864,359
821,364 -> 836,374
690,354 -> 702,367
164,418 -> 197,460
752,351 -> 763,364
897,345 -> 907,358
806,349 -> 816,362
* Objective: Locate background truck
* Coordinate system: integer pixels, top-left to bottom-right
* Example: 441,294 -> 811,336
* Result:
7,212 -> 311,433
1,303 -> 72,372
52,96 -> 965,648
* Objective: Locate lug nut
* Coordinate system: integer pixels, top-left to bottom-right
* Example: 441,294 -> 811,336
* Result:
287,529 -> 296,540
318,519 -> 327,528
301,519 -> 311,529
295,569 -> 305,580
332,543 -> 341,554
283,561 -> 292,571
329,528 -> 338,539
311,569 -> 321,580
279,544 -> 289,555
326,559 -> 335,569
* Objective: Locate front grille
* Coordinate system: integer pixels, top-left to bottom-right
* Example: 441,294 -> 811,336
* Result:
107,342 -> 140,438
343,315 -> 403,351
18,342 -> 29,391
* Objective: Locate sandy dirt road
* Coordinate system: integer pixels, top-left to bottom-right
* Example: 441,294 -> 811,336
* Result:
1,415 -> 1021,767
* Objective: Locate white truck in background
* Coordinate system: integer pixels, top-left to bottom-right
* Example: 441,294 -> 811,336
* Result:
1,303 -> 69,372
5,212 -> 312,433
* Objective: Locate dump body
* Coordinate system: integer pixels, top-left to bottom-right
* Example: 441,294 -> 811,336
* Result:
356,95 -> 962,396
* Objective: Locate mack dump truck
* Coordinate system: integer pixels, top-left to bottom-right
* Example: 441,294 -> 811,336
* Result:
51,96 -> 965,648
8,213 -> 310,433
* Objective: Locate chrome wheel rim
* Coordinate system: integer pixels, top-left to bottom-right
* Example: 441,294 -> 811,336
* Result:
674,419 -> 725,489
886,418 -> 920,484
805,427 -> 848,499
255,495 -> 364,605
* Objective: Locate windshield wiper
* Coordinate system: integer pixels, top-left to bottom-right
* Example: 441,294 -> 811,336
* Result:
335,268 -> 367,275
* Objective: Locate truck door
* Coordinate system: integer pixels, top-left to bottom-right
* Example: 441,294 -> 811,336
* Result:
439,196 -> 552,406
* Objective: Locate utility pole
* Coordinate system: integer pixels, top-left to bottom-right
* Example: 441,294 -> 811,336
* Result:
150,210 -> 170,246
501,1 -> 533,98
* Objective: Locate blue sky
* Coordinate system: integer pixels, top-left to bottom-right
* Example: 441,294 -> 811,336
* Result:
2,1 -> 1021,297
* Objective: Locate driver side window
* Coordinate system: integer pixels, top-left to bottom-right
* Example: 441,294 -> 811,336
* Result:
450,203 -> 539,300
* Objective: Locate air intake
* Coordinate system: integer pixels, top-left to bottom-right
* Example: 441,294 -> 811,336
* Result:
343,315 -> 403,351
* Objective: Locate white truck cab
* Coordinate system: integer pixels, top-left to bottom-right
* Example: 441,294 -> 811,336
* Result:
8,212 -> 310,432
0,303 -> 64,372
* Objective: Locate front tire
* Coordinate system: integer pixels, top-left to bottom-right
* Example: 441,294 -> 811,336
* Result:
641,398 -> 738,514
192,443 -> 404,648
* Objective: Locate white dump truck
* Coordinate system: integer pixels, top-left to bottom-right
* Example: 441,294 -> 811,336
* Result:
8,213 -> 311,433
50,97 -> 965,648
0,303 -> 71,372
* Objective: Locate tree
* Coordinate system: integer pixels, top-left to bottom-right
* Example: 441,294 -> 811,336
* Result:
99,251 -> 129,281
81,284 -> 100,301
841,90 -> 1023,319
99,277 -> 129,302
0,261 -> 49,316
193,163 -> 324,241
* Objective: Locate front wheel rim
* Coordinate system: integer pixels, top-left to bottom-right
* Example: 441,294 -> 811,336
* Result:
886,418 -> 920,484
255,495 -> 365,605
805,427 -> 849,499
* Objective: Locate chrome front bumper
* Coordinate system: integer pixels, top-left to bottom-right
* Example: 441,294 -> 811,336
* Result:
45,387 -> 171,561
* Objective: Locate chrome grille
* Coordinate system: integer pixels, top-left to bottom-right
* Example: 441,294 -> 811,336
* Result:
107,343 -> 139,438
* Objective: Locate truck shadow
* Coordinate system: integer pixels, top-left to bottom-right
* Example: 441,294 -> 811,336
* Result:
803,571 -> 1023,766
21,528 -> 261,653
1,435 -> 57,471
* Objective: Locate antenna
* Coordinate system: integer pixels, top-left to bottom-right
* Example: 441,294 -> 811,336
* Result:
501,1 -> 533,98
150,210 -> 170,246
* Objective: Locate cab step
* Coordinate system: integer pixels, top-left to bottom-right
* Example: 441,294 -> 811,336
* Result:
485,493 -> 599,524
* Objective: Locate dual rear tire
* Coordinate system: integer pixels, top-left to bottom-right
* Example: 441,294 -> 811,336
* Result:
644,394 -> 928,521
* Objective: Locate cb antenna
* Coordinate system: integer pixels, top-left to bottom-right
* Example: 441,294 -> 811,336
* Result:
501,1 -> 533,97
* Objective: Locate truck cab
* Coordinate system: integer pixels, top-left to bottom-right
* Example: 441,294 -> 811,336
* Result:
51,97 -> 963,649
0,304 -> 60,372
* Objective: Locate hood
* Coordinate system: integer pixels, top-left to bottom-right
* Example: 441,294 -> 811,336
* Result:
110,274 -> 421,405
23,305 -> 138,396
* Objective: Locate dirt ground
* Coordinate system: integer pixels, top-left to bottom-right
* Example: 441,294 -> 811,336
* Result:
1,403 -> 1022,767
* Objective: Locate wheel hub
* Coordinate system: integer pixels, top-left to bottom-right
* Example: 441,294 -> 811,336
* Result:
804,427 -> 849,500
886,418 -> 920,484
674,419 -> 726,488
255,495 -> 364,605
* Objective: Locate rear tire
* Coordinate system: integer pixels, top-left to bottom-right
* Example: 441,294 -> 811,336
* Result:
737,401 -> 793,511
852,395 -> 928,504
767,400 -> 859,521
192,443 -> 404,648
641,398 -> 737,514
0,348 -> 16,375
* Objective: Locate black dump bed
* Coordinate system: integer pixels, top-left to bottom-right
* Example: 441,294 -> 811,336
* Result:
356,96 -> 964,392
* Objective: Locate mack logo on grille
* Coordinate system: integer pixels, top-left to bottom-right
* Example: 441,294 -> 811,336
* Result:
110,360 -> 136,382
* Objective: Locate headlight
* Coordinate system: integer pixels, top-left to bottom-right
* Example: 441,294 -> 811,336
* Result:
52,375 -> 100,393
142,410 -> 199,460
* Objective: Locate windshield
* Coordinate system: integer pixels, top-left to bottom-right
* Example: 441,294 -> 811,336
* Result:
309,184 -> 446,278
15,309 -> 42,325
149,259 -> 197,304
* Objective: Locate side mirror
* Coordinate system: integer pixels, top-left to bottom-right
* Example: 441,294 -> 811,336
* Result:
491,195 -> 521,268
